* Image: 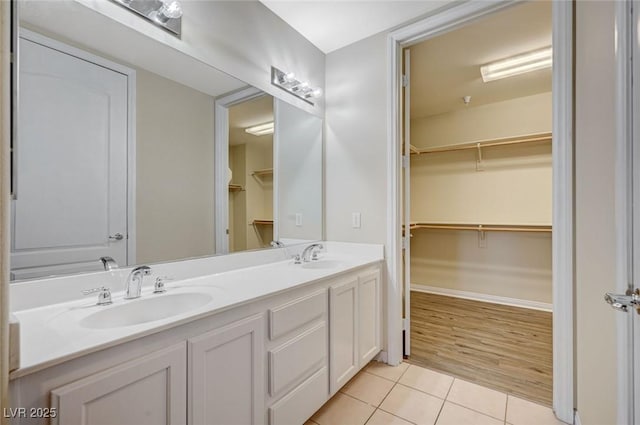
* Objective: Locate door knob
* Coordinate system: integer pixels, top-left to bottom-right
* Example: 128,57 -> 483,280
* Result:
109,233 -> 124,241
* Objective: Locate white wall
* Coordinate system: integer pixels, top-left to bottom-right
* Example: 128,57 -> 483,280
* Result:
575,1 -> 618,423
136,69 -> 215,264
325,32 -> 388,244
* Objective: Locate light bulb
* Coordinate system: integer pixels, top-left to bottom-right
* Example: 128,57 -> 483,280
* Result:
156,0 -> 183,22
312,88 -> 323,98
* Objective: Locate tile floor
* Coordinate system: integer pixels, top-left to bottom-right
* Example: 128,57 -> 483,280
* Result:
308,362 -> 567,425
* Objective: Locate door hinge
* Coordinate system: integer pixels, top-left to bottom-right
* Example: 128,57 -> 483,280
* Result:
402,155 -> 409,168
402,236 -> 409,250
402,74 -> 408,87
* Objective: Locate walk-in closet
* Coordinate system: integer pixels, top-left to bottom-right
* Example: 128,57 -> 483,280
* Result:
404,1 -> 553,405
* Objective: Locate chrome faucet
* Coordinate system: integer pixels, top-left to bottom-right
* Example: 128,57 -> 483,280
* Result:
100,256 -> 118,271
125,266 -> 151,299
300,243 -> 323,262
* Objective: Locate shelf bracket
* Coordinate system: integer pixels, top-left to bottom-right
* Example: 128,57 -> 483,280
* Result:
476,143 -> 484,171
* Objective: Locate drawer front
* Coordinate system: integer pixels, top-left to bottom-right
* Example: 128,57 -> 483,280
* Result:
269,367 -> 328,425
269,322 -> 327,397
269,289 -> 326,340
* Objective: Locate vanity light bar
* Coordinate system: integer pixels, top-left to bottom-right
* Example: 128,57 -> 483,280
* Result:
110,0 -> 183,37
480,47 -> 552,83
271,67 -> 322,105
245,122 -> 274,136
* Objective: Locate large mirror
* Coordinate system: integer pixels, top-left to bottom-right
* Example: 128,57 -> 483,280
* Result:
10,1 -> 323,280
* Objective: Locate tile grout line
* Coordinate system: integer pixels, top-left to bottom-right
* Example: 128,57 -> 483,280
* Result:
504,394 -> 509,425
432,377 -> 456,425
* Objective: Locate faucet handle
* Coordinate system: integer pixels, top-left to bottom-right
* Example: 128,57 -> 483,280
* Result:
82,286 -> 112,306
154,276 -> 173,294
292,254 -> 302,265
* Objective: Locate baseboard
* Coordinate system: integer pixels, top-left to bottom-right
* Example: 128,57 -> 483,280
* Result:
411,284 -> 553,312
573,410 -> 581,425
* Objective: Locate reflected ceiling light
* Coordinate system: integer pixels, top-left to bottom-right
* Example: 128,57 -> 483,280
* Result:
110,0 -> 182,37
271,66 -> 322,105
245,122 -> 274,136
480,47 -> 552,83
155,0 -> 183,23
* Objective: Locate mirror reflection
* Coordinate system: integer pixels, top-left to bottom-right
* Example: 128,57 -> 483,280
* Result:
11,3 -> 323,281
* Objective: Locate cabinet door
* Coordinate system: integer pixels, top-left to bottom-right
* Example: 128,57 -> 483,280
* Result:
329,277 -> 359,394
188,314 -> 265,425
51,343 -> 187,425
358,269 -> 381,366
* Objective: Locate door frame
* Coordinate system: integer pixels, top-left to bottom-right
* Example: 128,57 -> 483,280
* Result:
15,28 -> 137,267
385,1 -> 575,422
614,0 -> 634,423
213,86 -> 266,254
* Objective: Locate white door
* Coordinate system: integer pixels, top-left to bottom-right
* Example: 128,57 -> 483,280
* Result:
11,33 -> 130,279
402,49 -> 412,356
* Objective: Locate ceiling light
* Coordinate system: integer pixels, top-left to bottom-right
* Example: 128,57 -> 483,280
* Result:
155,0 -> 183,23
480,47 -> 552,83
245,122 -> 274,136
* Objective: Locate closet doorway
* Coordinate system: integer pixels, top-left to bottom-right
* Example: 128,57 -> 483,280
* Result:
402,2 -> 554,406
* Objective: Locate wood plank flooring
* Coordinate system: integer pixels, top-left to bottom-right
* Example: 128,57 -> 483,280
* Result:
409,291 -> 553,406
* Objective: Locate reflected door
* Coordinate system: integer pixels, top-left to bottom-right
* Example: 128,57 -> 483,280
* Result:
11,34 -> 129,279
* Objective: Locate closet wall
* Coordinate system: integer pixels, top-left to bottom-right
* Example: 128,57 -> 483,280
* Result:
410,92 -> 552,304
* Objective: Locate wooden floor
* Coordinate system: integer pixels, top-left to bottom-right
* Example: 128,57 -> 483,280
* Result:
409,292 -> 553,406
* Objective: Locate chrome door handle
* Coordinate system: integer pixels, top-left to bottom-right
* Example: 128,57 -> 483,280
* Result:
605,288 -> 640,313
109,233 -> 124,241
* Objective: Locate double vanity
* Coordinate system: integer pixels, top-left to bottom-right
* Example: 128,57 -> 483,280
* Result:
8,242 -> 384,425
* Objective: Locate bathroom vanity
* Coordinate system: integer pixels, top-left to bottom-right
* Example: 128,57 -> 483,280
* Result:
8,242 -> 383,425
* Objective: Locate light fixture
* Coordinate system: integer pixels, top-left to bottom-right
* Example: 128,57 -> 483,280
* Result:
480,47 -> 552,83
245,122 -> 274,136
271,67 -> 322,105
110,0 -> 182,37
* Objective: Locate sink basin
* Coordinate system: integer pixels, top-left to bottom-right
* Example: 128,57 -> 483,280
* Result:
301,260 -> 346,270
80,292 -> 213,329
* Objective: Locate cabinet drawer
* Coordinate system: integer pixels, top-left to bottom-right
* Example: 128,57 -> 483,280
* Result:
269,367 -> 328,425
269,322 -> 326,397
269,289 -> 326,340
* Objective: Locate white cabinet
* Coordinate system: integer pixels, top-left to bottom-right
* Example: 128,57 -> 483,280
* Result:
50,343 -> 187,425
329,268 -> 381,394
188,314 -> 265,425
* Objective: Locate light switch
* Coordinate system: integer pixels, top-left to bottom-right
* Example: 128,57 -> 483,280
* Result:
352,212 -> 361,229
295,213 -> 303,227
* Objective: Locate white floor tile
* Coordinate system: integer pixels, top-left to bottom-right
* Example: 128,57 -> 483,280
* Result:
380,384 -> 444,425
506,395 -> 566,425
399,365 -> 454,399
312,393 -> 375,425
342,372 -> 395,407
436,401 -> 504,425
446,379 -> 507,420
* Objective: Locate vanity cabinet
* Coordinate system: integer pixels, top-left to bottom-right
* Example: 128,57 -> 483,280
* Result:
50,343 -> 187,425
329,267 -> 381,394
189,314 -> 265,425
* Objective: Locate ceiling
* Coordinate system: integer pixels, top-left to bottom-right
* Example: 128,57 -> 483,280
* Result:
260,1 -> 448,53
229,95 -> 274,146
409,1 -> 552,119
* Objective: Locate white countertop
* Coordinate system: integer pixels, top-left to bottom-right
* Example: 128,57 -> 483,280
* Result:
10,242 -> 384,378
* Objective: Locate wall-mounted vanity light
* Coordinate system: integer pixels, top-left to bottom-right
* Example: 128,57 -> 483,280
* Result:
480,47 -> 552,82
110,0 -> 183,37
271,67 -> 322,105
245,122 -> 274,136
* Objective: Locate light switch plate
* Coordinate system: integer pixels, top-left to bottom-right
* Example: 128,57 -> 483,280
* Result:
352,213 -> 361,229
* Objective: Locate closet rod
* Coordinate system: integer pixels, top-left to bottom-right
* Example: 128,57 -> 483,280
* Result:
409,223 -> 552,233
411,132 -> 552,155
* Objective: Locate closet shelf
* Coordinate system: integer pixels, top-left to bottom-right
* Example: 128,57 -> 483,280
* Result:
410,132 -> 552,155
251,168 -> 273,177
228,184 -> 244,192
408,223 -> 552,233
251,219 -> 273,226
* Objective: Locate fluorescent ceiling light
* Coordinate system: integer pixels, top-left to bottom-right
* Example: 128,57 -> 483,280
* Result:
245,122 -> 274,136
480,47 -> 552,83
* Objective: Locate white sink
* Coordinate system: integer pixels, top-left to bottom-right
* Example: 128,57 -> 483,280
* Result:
79,292 -> 213,329
301,260 -> 346,270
